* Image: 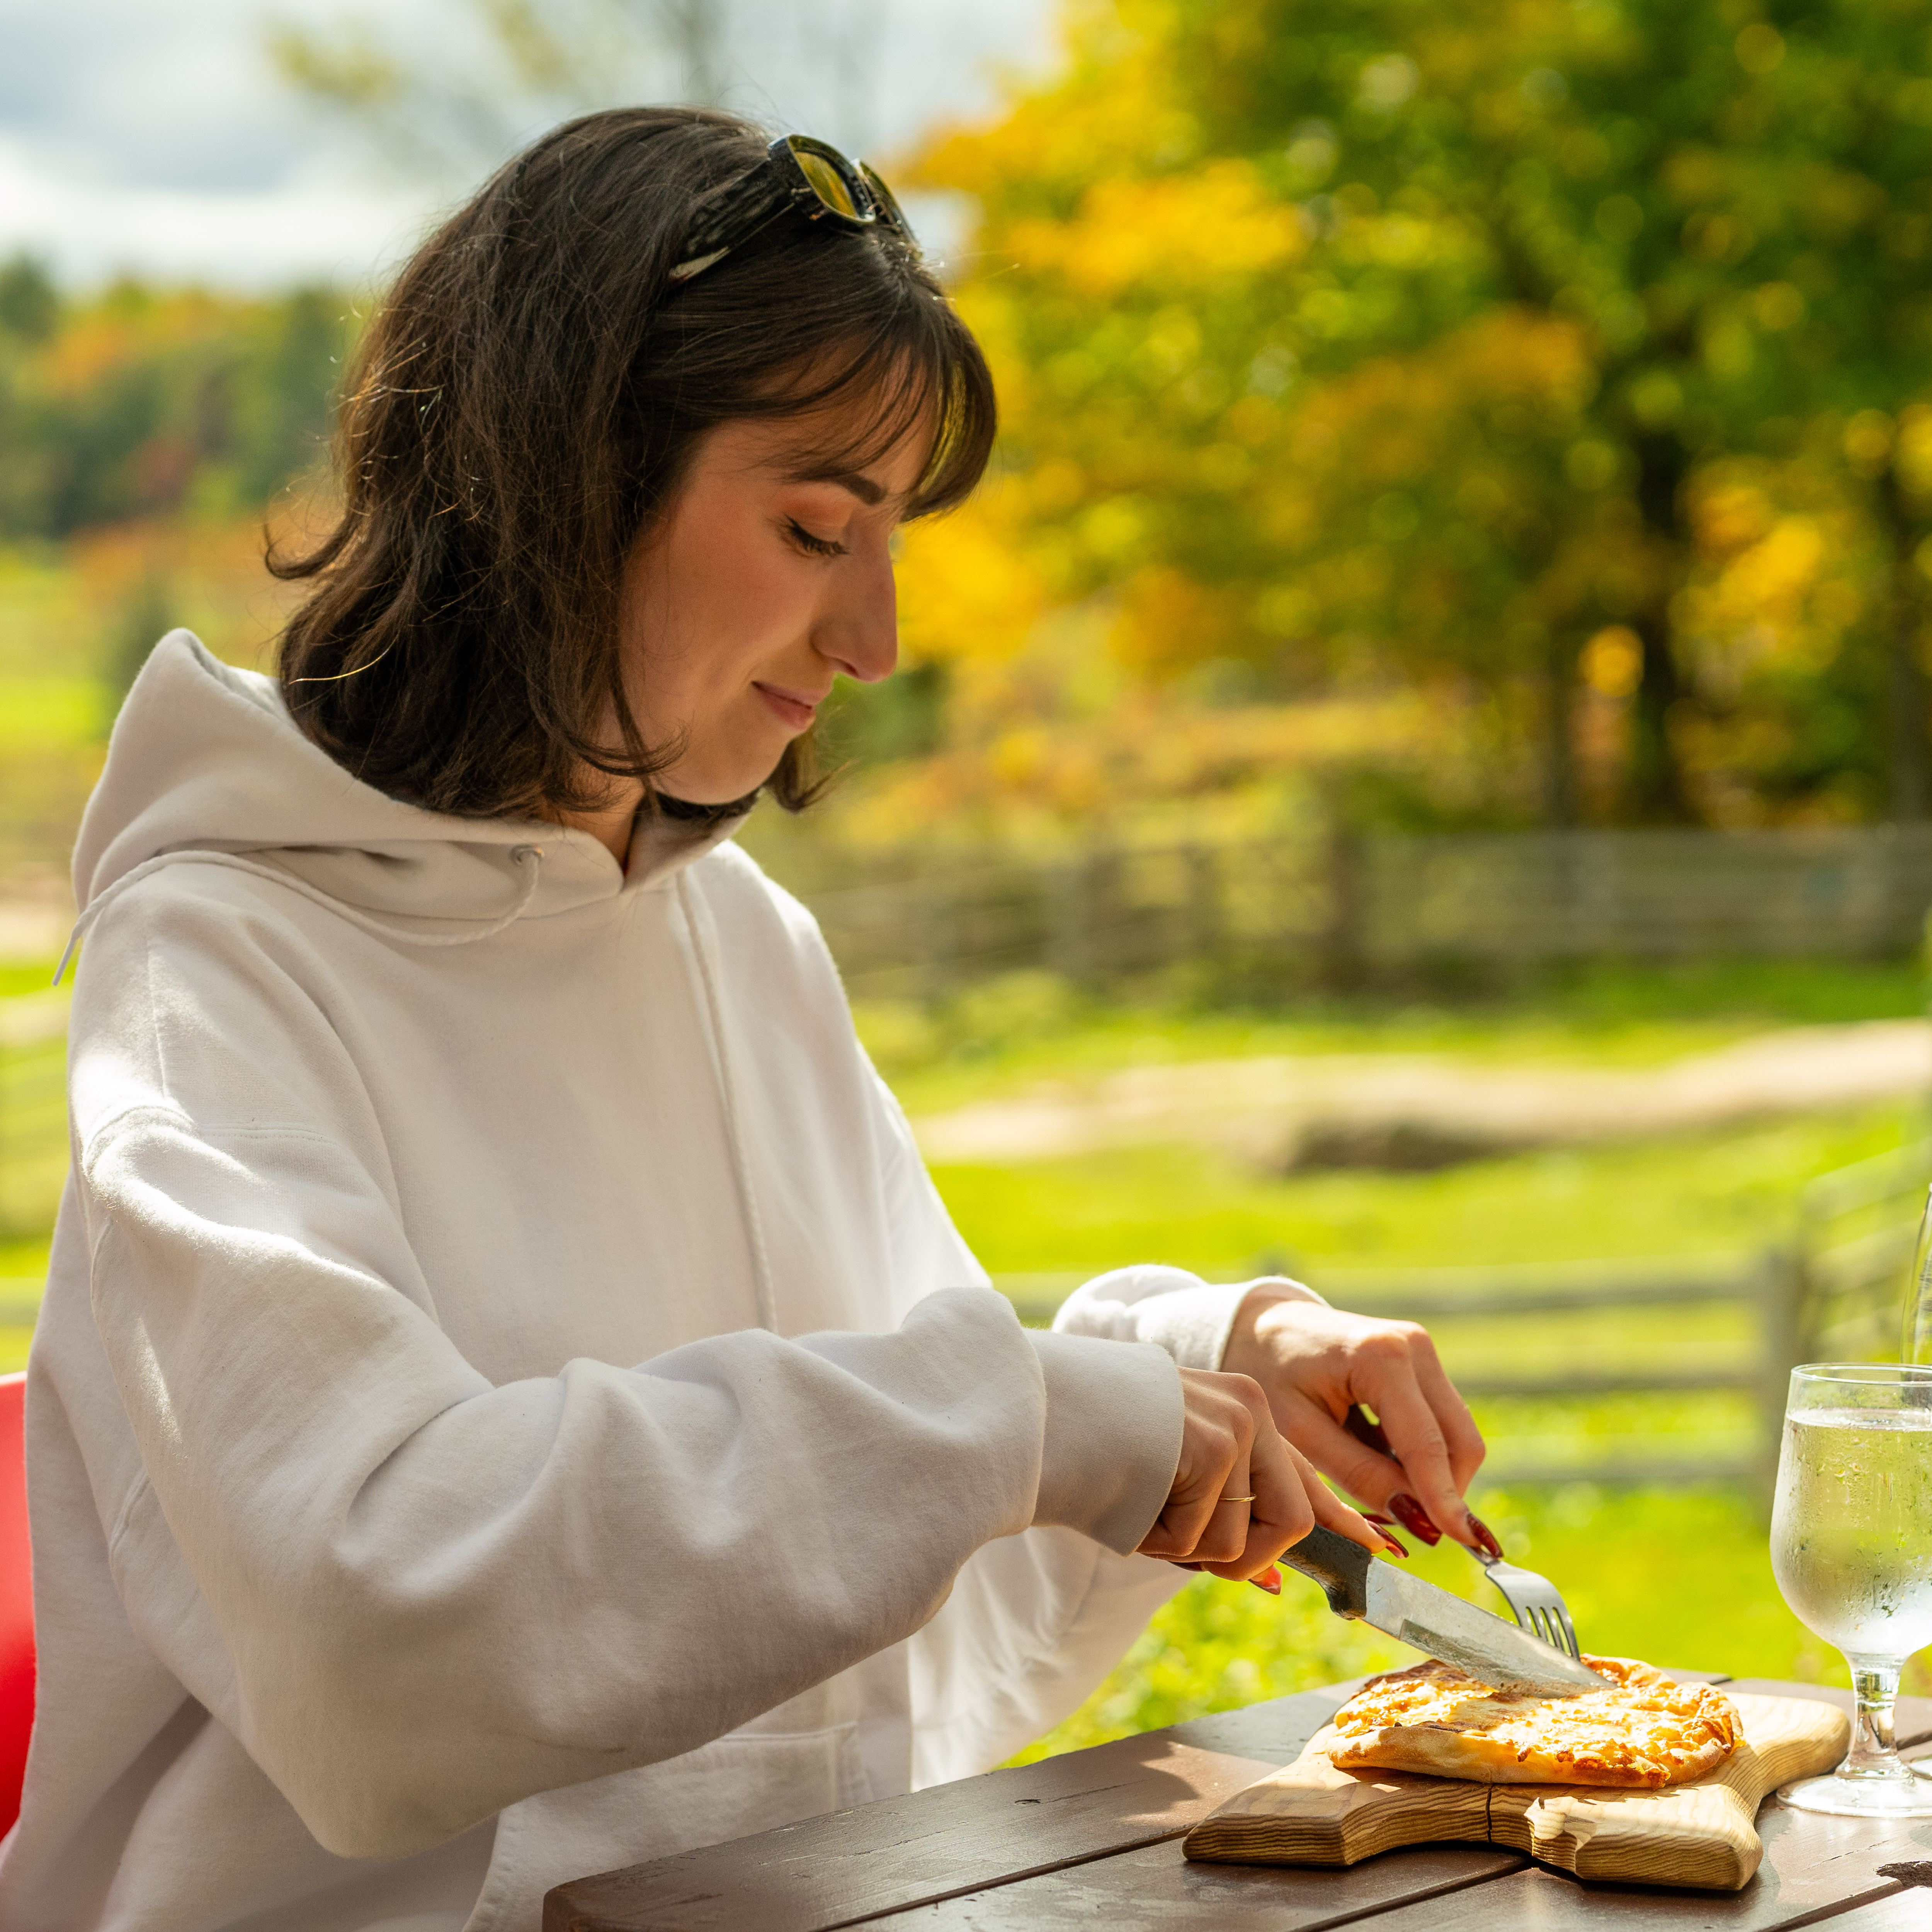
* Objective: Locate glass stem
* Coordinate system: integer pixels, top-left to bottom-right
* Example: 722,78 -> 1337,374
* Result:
1844,1658 -> 1906,1778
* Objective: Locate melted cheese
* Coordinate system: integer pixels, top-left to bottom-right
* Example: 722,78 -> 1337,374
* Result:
1326,1655 -> 1742,1788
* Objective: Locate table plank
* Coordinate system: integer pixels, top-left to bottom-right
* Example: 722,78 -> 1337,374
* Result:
858,1837 -> 1523,1929
1820,1894 -> 1932,1932
543,1684 -> 1365,1932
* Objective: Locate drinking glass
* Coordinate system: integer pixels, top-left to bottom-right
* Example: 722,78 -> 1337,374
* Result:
1769,1363 -> 1932,1816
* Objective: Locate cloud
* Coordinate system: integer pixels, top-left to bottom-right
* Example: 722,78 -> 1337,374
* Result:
0,0 -> 1056,286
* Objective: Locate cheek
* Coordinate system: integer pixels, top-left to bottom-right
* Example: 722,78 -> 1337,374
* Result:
672,528 -> 815,673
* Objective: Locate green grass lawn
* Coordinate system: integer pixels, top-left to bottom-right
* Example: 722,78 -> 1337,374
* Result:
930,1105 -> 1920,1277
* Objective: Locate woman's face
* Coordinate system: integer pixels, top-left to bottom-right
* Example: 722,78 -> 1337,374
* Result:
618,401 -> 929,804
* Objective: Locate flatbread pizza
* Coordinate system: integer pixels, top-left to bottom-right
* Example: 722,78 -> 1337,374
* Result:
1325,1655 -> 1742,1789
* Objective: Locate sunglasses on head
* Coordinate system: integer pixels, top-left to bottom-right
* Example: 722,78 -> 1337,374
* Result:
670,134 -> 920,284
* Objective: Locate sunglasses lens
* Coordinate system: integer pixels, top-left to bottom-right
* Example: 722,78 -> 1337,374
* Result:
790,143 -> 866,221
858,163 -> 913,238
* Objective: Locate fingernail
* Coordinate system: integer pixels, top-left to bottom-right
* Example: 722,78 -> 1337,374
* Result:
1467,1514 -> 1504,1561
1249,1565 -> 1281,1595
1364,1512 -> 1396,1528
1379,1532 -> 1409,1559
1388,1493 -> 1443,1546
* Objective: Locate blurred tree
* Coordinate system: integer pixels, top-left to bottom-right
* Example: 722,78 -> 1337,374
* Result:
0,282 -> 351,539
0,257 -> 60,344
917,0 -> 1932,827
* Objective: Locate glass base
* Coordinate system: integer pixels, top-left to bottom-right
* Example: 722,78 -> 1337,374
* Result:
1778,1765 -> 1932,1818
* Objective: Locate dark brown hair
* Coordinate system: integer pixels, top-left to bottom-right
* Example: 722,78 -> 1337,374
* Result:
273,106 -> 995,818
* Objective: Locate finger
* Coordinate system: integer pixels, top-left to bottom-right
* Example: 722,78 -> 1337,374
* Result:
1410,1344 -> 1487,1494
1277,1389 -> 1409,1514
1299,1449 -> 1397,1555
1193,1467 -> 1256,1567
1355,1357 -> 1473,1548
1197,1402 -> 1306,1579
1200,1435 -> 1393,1578
1138,1401 -> 1250,1563
1173,1410 -> 1255,1567
1345,1405 -> 1392,1457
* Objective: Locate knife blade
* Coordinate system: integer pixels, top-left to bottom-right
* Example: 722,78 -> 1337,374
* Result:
1278,1526 -> 1604,1696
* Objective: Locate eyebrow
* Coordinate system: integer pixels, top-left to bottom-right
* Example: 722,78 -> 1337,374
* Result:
785,466 -> 891,507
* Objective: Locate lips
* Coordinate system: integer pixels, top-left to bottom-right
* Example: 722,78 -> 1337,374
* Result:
753,682 -> 827,732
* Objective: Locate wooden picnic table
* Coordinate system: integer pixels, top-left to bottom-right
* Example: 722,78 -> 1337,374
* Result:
544,1673 -> 1932,1932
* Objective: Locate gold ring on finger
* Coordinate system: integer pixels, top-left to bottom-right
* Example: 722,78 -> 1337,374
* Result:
1219,1493 -> 1257,1504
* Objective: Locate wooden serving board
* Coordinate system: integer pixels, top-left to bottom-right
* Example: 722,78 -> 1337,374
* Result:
1181,1690 -> 1849,1892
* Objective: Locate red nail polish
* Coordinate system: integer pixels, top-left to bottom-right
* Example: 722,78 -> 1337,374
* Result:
1364,1512 -> 1396,1528
1249,1565 -> 1281,1594
1468,1514 -> 1504,1561
1379,1532 -> 1409,1558
1388,1493 -> 1443,1546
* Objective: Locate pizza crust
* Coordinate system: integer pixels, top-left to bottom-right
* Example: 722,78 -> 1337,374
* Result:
1325,1655 -> 1742,1788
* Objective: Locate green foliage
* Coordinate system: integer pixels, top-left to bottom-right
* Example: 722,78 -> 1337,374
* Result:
0,268 -> 351,540
0,259 -> 58,345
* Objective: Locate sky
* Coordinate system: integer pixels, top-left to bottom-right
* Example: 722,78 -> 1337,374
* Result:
0,0 -> 1058,289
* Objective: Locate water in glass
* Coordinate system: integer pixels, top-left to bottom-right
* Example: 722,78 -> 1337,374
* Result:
1768,1364 -> 1932,1816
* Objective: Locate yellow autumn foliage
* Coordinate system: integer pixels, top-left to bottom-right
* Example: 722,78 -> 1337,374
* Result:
1005,163 -> 1308,298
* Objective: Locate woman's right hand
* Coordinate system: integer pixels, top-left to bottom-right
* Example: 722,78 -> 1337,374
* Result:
1136,1367 -> 1391,1582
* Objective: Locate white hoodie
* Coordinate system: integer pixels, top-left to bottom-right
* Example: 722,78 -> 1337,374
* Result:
0,634 -> 1264,1932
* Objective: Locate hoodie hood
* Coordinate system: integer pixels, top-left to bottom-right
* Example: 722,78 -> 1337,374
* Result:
73,631 -> 745,935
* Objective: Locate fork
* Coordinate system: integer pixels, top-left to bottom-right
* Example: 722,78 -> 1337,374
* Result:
1469,1548 -> 1582,1659
1342,1405 -> 1583,1659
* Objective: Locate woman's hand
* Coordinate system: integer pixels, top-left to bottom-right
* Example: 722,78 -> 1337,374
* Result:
1220,1291 -> 1490,1553
1136,1367 -> 1390,1582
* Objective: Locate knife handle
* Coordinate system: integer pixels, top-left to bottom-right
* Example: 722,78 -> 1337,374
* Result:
1277,1525 -> 1373,1619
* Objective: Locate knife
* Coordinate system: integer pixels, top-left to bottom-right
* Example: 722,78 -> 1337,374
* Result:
1279,1525 -> 1604,1696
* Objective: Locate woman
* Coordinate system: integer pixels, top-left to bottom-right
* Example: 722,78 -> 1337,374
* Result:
0,109 -> 1486,1932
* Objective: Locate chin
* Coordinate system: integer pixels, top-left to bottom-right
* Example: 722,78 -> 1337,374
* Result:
662,753 -> 785,807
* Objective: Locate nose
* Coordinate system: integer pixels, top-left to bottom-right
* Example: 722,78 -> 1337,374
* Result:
816,541 -> 899,685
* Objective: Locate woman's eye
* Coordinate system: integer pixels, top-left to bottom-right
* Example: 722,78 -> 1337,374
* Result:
786,519 -> 846,558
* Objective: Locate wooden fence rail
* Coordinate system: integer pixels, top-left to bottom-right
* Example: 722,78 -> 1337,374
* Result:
767,822 -> 1932,994
998,1147 -> 1930,1498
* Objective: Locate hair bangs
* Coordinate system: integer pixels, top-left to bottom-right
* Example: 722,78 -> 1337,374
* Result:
755,316 -> 995,522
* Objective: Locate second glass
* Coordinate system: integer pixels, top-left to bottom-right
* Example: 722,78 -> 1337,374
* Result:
1769,1362 -> 1932,1816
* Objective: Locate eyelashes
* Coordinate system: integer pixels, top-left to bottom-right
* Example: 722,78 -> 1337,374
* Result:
786,518 -> 847,558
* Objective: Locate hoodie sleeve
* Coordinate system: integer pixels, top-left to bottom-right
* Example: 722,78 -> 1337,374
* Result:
65,882 -> 1182,1862
1053,1264 -> 1330,1368
849,1066 -> 1199,1783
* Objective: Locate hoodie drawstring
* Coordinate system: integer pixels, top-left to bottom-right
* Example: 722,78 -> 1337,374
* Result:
56,845 -> 546,985
677,869 -> 779,1336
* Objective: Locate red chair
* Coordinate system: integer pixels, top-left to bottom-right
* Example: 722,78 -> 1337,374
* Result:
0,1373 -> 31,1835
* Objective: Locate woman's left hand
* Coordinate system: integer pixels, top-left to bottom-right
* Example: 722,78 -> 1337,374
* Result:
1219,1287 -> 1490,1553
